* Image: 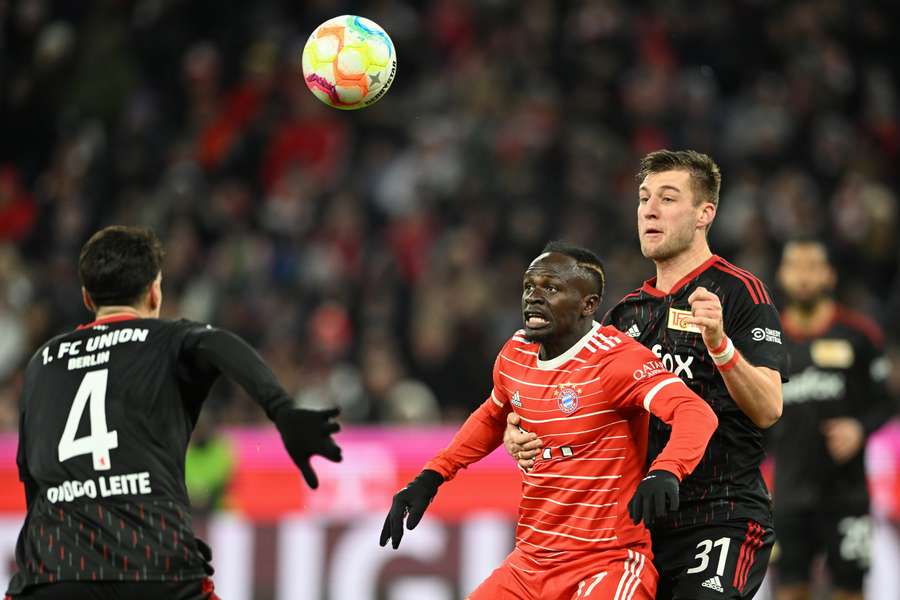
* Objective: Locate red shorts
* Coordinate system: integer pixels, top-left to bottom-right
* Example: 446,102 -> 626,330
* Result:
467,546 -> 657,600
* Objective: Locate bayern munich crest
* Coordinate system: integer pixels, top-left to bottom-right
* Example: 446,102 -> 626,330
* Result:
555,384 -> 581,414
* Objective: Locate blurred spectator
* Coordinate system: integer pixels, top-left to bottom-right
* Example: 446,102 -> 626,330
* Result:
185,412 -> 236,514
0,0 -> 898,430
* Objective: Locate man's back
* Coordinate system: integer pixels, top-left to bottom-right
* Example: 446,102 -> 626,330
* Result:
11,316 -> 215,592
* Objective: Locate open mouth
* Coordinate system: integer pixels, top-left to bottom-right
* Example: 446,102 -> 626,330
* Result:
523,310 -> 550,329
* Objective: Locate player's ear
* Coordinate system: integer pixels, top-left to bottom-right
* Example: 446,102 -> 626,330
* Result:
696,201 -> 716,231
582,293 -> 600,317
147,273 -> 162,313
82,287 -> 97,314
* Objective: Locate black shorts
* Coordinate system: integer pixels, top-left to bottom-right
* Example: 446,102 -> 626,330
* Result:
7,578 -> 219,600
652,518 -> 775,600
775,508 -> 870,592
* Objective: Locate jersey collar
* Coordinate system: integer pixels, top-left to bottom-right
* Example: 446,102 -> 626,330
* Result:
77,314 -> 141,330
536,321 -> 601,370
640,254 -> 719,298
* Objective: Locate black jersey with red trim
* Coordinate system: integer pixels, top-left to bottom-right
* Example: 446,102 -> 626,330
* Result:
604,255 -> 789,528
8,316 -> 291,594
771,305 -> 893,512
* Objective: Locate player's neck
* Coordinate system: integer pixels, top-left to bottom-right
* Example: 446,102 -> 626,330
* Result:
784,298 -> 836,334
94,305 -> 147,320
539,321 -> 594,361
653,242 -> 713,294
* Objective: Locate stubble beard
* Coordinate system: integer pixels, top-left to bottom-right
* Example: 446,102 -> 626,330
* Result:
640,226 -> 695,262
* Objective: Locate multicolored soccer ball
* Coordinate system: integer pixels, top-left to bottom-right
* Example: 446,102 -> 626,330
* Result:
302,15 -> 397,110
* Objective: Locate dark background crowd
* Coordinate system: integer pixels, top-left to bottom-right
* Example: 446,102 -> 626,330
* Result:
2,0 -> 900,431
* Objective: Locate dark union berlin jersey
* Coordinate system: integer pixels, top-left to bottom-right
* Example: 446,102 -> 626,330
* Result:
771,306 -> 893,513
604,255 -> 789,529
8,315 -> 291,594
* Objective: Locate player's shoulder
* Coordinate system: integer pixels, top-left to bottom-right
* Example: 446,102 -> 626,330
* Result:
704,255 -> 774,306
603,288 -> 644,324
498,329 -> 537,355
595,324 -> 650,359
833,305 -> 884,348
25,330 -> 70,371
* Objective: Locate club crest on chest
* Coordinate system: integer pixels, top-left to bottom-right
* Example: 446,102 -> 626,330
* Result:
555,383 -> 581,414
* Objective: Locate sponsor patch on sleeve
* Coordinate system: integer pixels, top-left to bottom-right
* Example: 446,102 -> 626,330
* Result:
750,327 -> 782,344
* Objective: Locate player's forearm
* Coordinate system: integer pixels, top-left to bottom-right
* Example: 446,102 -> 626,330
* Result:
183,328 -> 293,420
720,357 -> 782,429
649,393 -> 718,480
424,398 -> 507,481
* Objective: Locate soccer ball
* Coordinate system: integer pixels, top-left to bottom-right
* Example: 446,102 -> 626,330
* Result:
302,15 -> 397,110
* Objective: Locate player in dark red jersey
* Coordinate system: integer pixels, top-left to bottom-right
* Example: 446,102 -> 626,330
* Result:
506,150 -> 789,599
380,242 -> 718,599
5,226 -> 342,600
771,238 -> 894,600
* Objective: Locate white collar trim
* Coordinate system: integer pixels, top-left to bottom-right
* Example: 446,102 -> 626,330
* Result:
536,321 -> 601,370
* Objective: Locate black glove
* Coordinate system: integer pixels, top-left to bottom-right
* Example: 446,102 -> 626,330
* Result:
195,538 -> 214,575
274,406 -> 343,489
628,469 -> 679,527
379,469 -> 443,549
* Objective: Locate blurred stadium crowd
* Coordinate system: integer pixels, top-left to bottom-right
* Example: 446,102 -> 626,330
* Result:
1,0 -> 900,430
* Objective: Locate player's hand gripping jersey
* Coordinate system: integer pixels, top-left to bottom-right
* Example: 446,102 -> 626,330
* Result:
9,316 -> 341,594
426,323 -> 717,557
604,255 -> 789,528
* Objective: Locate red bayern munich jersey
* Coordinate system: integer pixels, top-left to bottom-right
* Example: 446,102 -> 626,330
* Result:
426,322 -> 717,560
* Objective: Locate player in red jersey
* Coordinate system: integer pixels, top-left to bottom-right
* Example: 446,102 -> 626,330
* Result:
379,242 -> 718,599
506,150 -> 788,600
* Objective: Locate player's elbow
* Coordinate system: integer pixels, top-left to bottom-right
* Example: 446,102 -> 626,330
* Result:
753,396 -> 782,429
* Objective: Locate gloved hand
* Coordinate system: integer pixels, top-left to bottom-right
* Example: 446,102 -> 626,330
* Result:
274,406 -> 343,489
379,469 -> 444,549
628,469 -> 680,527
195,538 -> 214,575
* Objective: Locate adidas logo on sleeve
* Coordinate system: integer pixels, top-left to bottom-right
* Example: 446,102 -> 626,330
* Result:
626,324 -> 641,338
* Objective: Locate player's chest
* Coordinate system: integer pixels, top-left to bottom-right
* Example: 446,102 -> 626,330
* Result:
782,335 -> 856,408
619,299 -> 713,382
502,367 -> 615,435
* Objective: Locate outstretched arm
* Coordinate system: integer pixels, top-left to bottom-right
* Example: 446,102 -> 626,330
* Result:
629,377 -> 718,527
181,325 -> 342,488
380,394 -> 511,549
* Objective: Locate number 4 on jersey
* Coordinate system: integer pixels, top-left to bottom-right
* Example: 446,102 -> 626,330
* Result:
58,369 -> 119,471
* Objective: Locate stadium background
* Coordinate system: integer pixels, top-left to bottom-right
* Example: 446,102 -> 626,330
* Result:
1,0 -> 899,598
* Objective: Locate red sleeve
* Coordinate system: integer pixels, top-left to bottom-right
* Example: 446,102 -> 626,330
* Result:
602,338 -> 718,480
424,354 -> 513,481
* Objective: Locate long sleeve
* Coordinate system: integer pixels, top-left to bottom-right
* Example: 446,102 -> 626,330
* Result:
856,342 -> 896,438
180,325 -> 293,420
424,395 -> 511,481
646,384 -> 718,480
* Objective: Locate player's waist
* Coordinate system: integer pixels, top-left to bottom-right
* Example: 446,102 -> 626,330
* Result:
515,519 -> 651,557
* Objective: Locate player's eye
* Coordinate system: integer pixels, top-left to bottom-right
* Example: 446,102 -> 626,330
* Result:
545,285 -> 558,293
639,196 -> 649,203
663,197 -> 675,203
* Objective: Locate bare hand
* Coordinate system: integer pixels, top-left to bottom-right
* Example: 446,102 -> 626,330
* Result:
822,418 -> 864,464
687,286 -> 725,351
504,412 -> 542,471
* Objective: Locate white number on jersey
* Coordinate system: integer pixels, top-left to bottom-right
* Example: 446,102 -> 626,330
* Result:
686,537 -> 731,576
58,369 -> 119,471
